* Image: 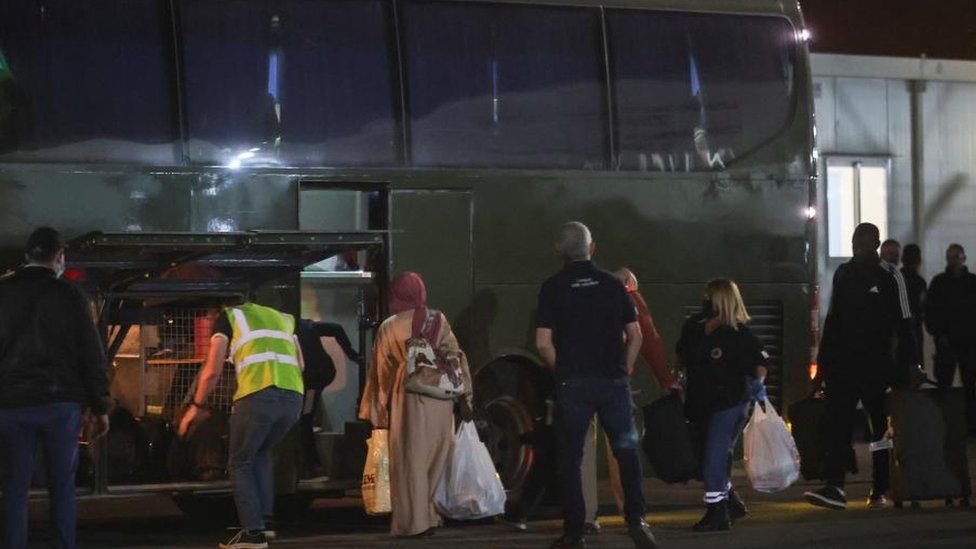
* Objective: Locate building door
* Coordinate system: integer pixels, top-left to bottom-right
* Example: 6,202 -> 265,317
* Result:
819,156 -> 891,315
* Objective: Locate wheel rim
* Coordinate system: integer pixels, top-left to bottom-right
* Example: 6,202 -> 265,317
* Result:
476,395 -> 532,490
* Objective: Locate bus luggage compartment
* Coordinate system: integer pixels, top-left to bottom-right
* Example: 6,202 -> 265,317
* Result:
46,231 -> 385,503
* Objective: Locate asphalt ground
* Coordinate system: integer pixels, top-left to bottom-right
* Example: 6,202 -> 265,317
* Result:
25,442 -> 976,549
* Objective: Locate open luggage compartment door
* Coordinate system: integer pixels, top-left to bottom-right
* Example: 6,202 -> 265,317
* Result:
62,231 -> 385,496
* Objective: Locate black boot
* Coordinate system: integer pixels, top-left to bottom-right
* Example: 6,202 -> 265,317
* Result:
693,501 -> 731,532
727,488 -> 748,521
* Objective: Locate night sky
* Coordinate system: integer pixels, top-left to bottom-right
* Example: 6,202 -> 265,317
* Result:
800,0 -> 976,60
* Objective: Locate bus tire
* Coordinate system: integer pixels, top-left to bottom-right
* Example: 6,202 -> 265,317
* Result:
473,357 -> 551,492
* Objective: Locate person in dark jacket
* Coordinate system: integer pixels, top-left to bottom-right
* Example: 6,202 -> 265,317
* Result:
676,279 -> 768,532
880,239 -> 901,269
535,222 -> 656,549
0,227 -> 110,549
805,223 -> 917,511
925,243 -> 976,431
296,319 -> 362,476
900,244 -> 926,362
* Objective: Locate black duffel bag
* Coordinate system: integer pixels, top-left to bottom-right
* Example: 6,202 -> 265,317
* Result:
641,392 -> 700,484
788,393 -> 859,480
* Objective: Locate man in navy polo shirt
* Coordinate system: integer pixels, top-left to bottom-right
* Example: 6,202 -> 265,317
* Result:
535,222 -> 656,549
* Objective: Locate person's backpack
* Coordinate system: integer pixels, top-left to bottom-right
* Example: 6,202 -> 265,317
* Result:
404,308 -> 465,400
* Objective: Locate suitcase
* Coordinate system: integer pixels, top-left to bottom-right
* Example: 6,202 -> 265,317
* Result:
889,389 -> 971,505
641,392 -> 700,484
788,394 -> 860,481
788,395 -> 826,481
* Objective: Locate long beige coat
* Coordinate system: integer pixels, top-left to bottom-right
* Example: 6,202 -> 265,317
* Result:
359,309 -> 473,536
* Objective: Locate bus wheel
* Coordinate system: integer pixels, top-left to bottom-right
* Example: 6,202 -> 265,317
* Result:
477,395 -> 533,491
473,358 -> 550,492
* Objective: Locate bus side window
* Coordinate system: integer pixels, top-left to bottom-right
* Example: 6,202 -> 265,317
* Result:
0,0 -> 177,163
180,0 -> 398,168
401,1 -> 608,170
607,11 -> 796,172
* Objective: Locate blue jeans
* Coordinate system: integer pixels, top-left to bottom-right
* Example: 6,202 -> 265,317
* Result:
557,377 -> 645,537
701,402 -> 749,504
228,387 -> 303,532
0,402 -> 82,549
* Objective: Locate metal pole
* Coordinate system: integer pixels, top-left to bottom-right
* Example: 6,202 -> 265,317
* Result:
909,79 -> 926,245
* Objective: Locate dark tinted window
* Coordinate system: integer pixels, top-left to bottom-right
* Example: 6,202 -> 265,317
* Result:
181,0 -> 397,167
0,0 -> 177,163
402,1 -> 607,169
608,11 -> 795,172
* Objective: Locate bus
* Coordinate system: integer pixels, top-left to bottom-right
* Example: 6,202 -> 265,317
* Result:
0,0 -> 816,505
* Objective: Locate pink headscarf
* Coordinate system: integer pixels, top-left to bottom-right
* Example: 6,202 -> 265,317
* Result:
389,272 -> 427,315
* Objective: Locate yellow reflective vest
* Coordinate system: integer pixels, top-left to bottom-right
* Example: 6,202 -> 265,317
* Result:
225,303 -> 304,401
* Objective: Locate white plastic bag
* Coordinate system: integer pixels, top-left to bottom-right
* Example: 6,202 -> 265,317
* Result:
362,429 -> 391,515
434,421 -> 507,520
743,398 -> 801,493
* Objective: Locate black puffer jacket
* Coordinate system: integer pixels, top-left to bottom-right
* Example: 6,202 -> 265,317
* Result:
0,266 -> 109,413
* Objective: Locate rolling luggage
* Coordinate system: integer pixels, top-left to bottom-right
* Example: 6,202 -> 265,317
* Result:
641,392 -> 699,483
788,394 -> 858,481
788,395 -> 826,480
889,388 -> 971,505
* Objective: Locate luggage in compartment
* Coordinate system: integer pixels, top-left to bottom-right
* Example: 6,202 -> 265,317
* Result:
889,388 -> 971,504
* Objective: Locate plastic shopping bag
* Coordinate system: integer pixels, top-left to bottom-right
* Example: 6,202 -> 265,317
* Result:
362,429 -> 391,515
434,421 -> 506,520
743,398 -> 801,493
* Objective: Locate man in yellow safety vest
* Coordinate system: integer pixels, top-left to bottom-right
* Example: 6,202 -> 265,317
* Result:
179,300 -> 305,549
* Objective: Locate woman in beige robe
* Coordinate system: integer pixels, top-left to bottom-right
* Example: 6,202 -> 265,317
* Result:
359,272 -> 474,537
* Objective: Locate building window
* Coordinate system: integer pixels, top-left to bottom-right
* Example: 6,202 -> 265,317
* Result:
825,159 -> 889,257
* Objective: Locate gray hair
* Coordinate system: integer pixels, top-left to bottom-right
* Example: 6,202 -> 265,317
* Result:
555,222 -> 593,260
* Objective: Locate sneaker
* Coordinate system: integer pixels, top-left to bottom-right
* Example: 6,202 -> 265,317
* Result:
868,494 -> 891,509
219,529 -> 268,549
550,534 -> 586,549
727,488 -> 748,521
262,516 -> 277,540
804,486 -> 847,510
583,521 -> 601,535
496,516 -> 528,532
627,520 -> 658,548
693,501 -> 731,533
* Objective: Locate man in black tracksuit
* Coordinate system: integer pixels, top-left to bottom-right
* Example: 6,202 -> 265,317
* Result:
804,223 -> 917,510
925,244 -> 976,431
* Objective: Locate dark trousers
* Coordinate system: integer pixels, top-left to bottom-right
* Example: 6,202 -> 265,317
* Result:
557,378 -> 645,537
824,380 -> 889,494
228,387 -> 303,532
935,342 -> 976,431
300,387 -> 324,471
0,402 -> 82,549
